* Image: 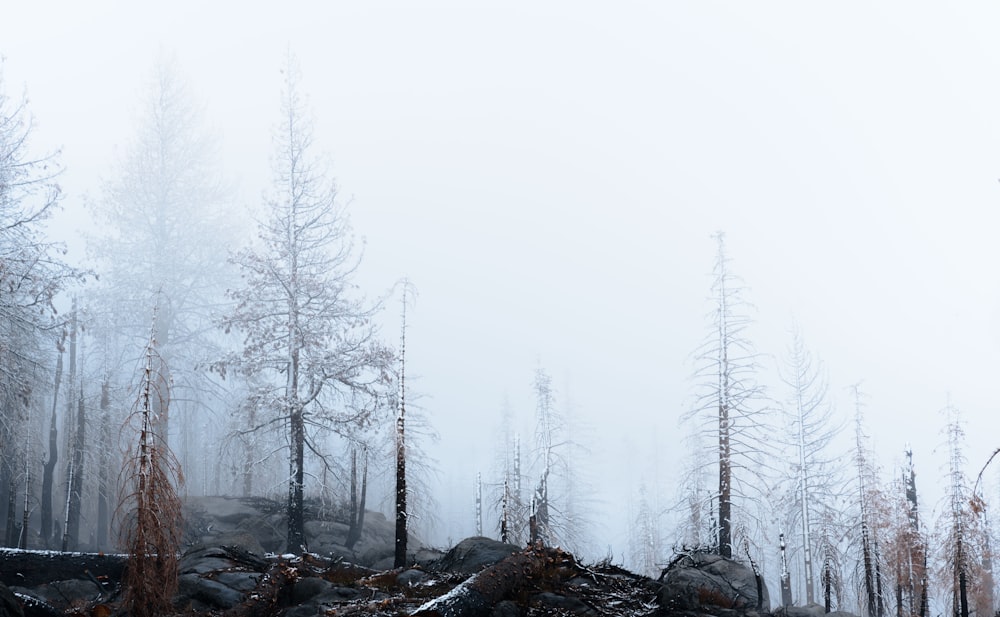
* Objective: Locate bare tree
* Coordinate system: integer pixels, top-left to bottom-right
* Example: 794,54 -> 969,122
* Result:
628,482 -> 664,577
87,57 -> 236,460
492,396 -> 527,545
687,232 -> 770,559
219,55 -> 392,553
394,280 -> 414,568
934,403 -> 990,617
851,385 -> 887,617
778,324 -> 844,604
0,65 -> 83,548
883,449 -> 928,617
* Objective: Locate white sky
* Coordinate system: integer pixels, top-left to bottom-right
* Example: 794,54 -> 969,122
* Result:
4,1 -> 1000,560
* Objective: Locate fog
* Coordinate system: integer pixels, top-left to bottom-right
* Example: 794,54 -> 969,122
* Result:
3,0 -> 1000,603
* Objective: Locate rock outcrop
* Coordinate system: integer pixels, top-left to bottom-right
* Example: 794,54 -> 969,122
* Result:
659,550 -> 770,612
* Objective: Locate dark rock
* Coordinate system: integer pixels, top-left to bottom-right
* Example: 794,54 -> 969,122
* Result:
12,579 -> 100,609
0,583 -> 22,617
433,536 -> 521,574
659,552 -> 770,611
397,569 -> 427,587
213,571 -> 261,592
11,593 -> 58,617
314,586 -> 362,604
177,573 -> 244,609
532,591 -> 596,615
212,531 -> 266,556
181,557 -> 237,574
291,577 -> 332,603
284,606 -> 324,617
491,600 -> 521,617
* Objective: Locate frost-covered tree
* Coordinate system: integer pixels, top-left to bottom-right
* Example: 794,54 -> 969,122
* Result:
687,232 -> 770,559
885,450 -> 928,617
219,56 -> 393,552
87,58 -> 237,462
934,404 -> 990,617
0,66 -> 83,547
629,482 -> 664,577
851,386 -> 888,617
777,325 -> 844,604
491,396 -> 527,545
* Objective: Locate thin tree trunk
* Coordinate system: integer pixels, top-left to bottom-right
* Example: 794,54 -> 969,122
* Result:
66,391 -> 85,550
394,299 -> 408,569
18,452 -> 29,549
4,473 -> 16,547
41,349 -> 62,548
97,379 -> 110,549
346,447 -> 360,549
356,448 -> 367,541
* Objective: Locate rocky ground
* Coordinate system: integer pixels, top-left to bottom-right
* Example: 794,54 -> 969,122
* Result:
0,497 -> 850,617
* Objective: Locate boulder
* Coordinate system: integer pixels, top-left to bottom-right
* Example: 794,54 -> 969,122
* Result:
432,536 -> 522,574
10,579 -> 100,610
291,577 -> 332,604
532,591 -> 596,615
177,573 -> 244,609
0,583 -> 22,617
659,551 -> 770,611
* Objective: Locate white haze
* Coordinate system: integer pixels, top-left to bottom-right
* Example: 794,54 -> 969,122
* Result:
4,0 -> 1000,569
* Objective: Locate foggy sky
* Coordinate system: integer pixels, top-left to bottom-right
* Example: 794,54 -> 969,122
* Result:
3,1 -> 1000,559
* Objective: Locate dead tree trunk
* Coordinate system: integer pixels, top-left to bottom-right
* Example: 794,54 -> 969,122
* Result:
41,346 -> 62,548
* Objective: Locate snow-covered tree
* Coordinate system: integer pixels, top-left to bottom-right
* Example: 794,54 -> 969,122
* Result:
687,232 -> 771,559
0,66 -> 83,547
491,396 -> 527,545
777,325 -> 844,604
629,482 -> 665,577
87,57 -> 238,490
884,449 -> 928,617
219,55 -> 393,552
934,404 -> 991,617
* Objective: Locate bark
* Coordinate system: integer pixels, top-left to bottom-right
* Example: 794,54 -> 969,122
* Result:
824,559 -> 832,613
18,455 -> 29,549
718,401 -> 732,558
287,405 -> 305,553
96,380 -> 110,549
394,408 -> 407,567
346,447 -> 359,546
394,301 -> 408,569
412,544 -> 576,617
357,450 -> 368,539
3,474 -> 15,547
66,391 -> 85,550
41,350 -> 62,548
862,519 -> 877,617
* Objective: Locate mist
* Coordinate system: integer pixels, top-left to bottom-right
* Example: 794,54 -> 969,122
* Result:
2,3 -> 1000,615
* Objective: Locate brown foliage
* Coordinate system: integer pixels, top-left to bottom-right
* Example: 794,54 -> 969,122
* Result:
116,335 -> 184,617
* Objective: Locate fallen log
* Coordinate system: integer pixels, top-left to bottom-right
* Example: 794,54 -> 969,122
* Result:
412,544 -> 577,617
0,549 -> 127,587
